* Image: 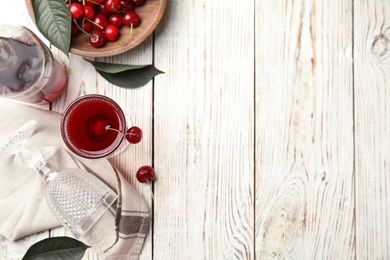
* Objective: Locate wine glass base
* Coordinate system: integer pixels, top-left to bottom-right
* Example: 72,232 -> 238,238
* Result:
0,120 -> 38,157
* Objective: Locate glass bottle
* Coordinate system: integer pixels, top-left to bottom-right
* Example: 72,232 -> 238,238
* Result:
0,25 -> 67,104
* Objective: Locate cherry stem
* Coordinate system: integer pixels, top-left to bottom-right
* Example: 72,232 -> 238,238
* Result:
106,126 -> 137,137
86,0 -> 103,5
122,23 -> 133,45
83,17 -> 104,30
146,179 -> 154,200
73,19 -> 91,36
124,132 -> 138,137
106,126 -> 122,134
111,3 -> 121,13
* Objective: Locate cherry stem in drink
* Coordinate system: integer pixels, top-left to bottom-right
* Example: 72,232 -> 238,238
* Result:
105,125 -> 121,134
106,126 -> 137,137
104,125 -> 142,144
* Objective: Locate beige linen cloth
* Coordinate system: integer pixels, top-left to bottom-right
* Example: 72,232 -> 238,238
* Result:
0,99 -> 150,259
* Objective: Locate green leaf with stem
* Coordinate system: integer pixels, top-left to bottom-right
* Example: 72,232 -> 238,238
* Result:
85,59 -> 164,89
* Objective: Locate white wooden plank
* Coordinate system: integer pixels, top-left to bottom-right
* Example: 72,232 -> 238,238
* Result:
101,38 -> 155,260
153,0 -> 255,259
255,1 -> 355,258
354,0 -> 390,258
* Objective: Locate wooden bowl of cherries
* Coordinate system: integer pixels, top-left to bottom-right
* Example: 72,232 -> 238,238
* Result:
25,0 -> 167,57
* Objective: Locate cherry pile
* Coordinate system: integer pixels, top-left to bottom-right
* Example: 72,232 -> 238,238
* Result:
67,0 -> 145,48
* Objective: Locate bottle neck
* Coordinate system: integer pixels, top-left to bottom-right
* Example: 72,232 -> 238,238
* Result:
0,39 -> 15,71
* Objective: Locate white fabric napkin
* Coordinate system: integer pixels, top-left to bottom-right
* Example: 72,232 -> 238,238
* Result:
0,99 -> 150,259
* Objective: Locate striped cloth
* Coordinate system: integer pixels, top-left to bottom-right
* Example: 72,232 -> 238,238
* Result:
0,99 -> 150,259
81,165 -> 150,259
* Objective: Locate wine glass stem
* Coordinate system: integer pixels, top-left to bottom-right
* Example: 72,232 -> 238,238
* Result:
17,146 -> 52,178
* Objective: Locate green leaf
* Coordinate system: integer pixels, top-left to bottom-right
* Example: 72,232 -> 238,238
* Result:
86,60 -> 164,89
87,61 -> 147,73
31,0 -> 72,57
22,237 -> 89,260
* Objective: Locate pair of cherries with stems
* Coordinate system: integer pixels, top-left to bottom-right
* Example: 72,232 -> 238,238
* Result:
91,120 -> 156,185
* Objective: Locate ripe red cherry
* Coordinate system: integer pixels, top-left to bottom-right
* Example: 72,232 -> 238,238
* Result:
84,0 -> 97,7
122,11 -> 140,27
120,0 -> 134,12
105,0 -> 122,13
95,4 -> 112,17
90,0 -> 105,4
136,166 -> 156,183
71,23 -> 80,36
104,24 -> 120,41
83,6 -> 95,20
132,0 -> 145,7
90,119 -> 108,136
125,126 -> 142,144
69,3 -> 84,20
81,20 -> 93,33
109,13 -> 123,28
92,14 -> 109,30
89,30 -> 106,48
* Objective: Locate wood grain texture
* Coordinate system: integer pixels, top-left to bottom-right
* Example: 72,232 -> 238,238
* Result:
2,0 -> 390,259
153,0 -> 255,259
354,0 -> 390,258
255,1 -> 355,259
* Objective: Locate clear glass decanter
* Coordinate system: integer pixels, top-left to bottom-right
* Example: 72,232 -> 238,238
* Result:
0,25 -> 68,104
0,120 -> 117,238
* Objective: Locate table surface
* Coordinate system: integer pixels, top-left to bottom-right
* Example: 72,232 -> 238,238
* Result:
1,1 -> 390,259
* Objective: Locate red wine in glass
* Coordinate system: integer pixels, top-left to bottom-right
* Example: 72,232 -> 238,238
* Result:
61,94 -> 127,158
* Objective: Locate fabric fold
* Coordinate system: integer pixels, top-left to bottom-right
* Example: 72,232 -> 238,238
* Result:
0,99 -> 149,259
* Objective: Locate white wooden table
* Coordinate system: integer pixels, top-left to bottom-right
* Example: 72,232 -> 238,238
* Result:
1,0 -> 390,259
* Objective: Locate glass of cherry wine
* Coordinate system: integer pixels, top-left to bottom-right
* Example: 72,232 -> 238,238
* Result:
61,94 -> 155,183
61,94 -> 141,158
